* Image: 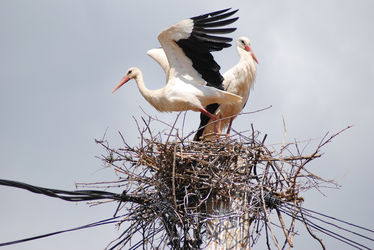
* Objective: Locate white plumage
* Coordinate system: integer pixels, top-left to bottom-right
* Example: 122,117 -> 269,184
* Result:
112,9 -> 242,124
198,37 -> 258,139
147,36 -> 258,140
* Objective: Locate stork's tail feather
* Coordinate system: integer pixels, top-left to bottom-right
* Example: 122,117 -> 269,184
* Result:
220,90 -> 242,104
193,103 -> 219,141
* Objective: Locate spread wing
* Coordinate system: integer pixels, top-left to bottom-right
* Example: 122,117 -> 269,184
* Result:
147,48 -> 169,75
157,8 -> 238,88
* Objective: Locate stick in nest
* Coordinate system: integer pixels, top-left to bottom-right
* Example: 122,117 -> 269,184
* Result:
84,113 -> 350,249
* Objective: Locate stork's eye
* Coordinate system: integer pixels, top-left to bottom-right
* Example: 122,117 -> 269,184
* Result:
128,70 -> 133,74
241,40 -> 245,45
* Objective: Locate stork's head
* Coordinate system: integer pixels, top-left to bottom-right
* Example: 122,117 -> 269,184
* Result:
237,37 -> 259,64
112,67 -> 140,93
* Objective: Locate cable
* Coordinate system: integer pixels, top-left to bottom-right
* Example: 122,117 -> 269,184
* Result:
0,179 -> 144,204
0,179 -> 121,201
0,216 -> 123,247
279,207 -> 371,250
284,203 -> 374,234
1,179 -> 373,249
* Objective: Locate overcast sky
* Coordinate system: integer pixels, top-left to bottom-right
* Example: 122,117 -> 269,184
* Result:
1,1 -> 373,249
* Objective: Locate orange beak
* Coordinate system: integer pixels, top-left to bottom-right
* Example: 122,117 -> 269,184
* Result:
112,75 -> 130,93
244,45 -> 259,64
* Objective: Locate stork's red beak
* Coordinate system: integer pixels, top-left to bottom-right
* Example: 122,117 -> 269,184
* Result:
244,45 -> 259,64
112,75 -> 130,93
244,45 -> 251,52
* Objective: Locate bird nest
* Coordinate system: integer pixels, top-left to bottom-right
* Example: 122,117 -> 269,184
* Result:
81,112 -> 348,250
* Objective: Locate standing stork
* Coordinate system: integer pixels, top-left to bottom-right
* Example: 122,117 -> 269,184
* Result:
194,37 -> 258,140
112,9 -> 242,130
147,36 -> 258,140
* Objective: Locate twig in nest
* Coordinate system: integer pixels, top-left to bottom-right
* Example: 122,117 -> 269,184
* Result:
85,115 -> 351,249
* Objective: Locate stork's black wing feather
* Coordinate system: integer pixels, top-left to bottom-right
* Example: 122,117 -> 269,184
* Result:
190,8 -> 233,21
176,8 -> 238,87
193,27 -> 237,35
175,8 -> 239,141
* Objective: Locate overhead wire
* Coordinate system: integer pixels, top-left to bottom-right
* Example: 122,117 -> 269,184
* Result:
1,179 -> 373,249
0,216 -> 124,247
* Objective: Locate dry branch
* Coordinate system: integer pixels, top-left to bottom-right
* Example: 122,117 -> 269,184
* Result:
78,114 -> 347,249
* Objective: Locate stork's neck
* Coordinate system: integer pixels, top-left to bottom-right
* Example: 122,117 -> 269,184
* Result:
237,47 -> 256,67
236,47 -> 257,79
133,72 -> 164,111
133,72 -> 153,98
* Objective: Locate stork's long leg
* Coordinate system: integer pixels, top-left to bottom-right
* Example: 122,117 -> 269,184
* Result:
199,108 -> 218,133
217,114 -> 222,134
225,117 -> 234,138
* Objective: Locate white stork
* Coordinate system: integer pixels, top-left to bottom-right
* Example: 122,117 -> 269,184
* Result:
194,37 -> 258,140
112,9 -> 242,128
147,36 -> 258,140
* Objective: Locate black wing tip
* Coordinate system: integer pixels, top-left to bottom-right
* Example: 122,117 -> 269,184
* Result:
177,9 -> 238,87
191,8 -> 231,20
190,9 -> 239,49
221,8 -> 239,18
196,17 -> 239,28
191,8 -> 239,21
194,27 -> 237,35
209,8 -> 239,18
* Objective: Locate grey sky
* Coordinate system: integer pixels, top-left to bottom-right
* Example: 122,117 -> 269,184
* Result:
1,0 -> 373,249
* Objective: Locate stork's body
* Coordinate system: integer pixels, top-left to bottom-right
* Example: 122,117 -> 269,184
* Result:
112,9 -> 242,124
117,67 -> 241,114
196,37 -> 257,139
147,37 -> 258,140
